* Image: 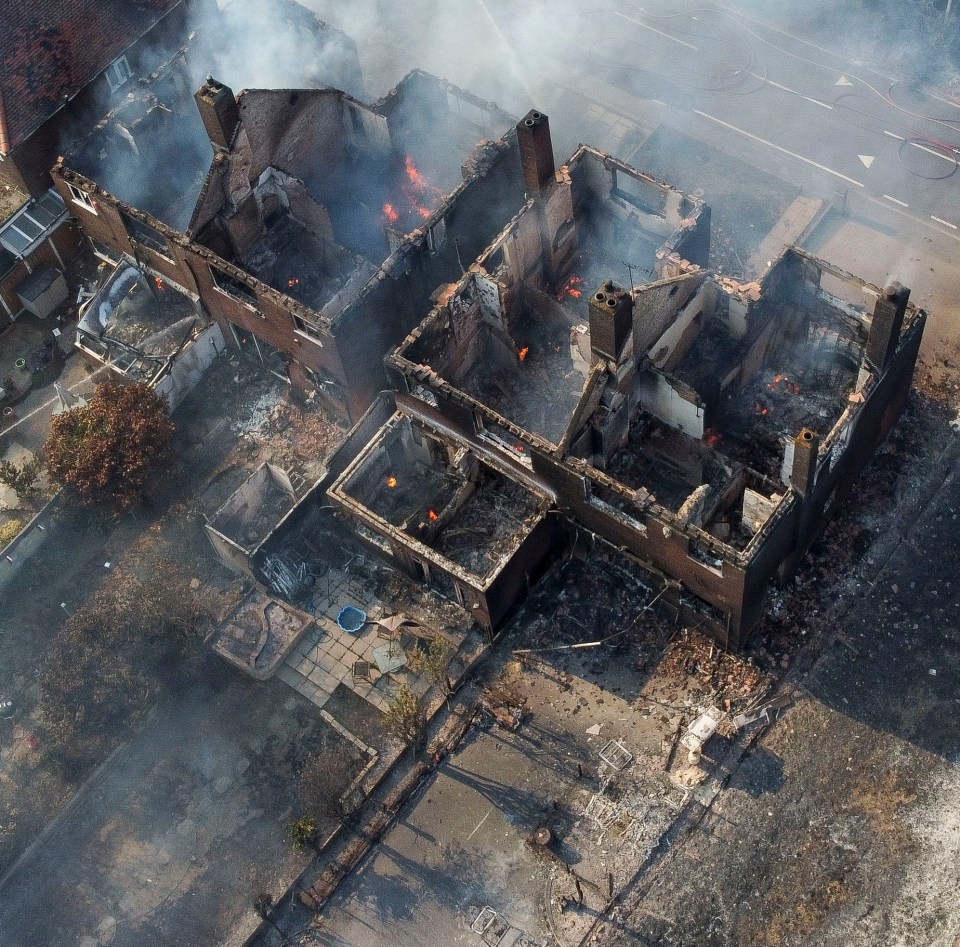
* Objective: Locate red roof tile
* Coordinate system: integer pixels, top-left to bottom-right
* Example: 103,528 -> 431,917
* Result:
0,0 -> 180,151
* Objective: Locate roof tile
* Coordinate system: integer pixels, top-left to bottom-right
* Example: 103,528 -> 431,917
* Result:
0,0 -> 180,150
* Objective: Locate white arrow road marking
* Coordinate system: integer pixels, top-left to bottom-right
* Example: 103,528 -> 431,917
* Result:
858,155 -> 875,168
836,75 -> 853,86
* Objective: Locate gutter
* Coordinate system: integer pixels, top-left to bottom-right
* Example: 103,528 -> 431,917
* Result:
0,88 -> 10,155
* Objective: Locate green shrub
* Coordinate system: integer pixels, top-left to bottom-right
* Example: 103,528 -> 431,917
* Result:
0,520 -> 23,546
288,816 -> 318,850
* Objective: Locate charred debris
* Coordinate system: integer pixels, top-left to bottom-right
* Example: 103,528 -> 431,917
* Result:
54,62 -> 925,652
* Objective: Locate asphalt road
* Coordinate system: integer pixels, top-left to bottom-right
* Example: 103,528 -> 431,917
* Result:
594,0 -> 960,234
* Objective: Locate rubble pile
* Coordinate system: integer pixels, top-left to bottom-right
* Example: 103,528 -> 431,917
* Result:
656,630 -> 769,715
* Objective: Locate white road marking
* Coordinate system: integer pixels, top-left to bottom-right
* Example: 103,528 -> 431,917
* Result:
931,216 -> 958,229
650,99 -> 668,107
858,154 -> 875,168
884,130 -> 957,162
884,131 -> 960,164
920,88 -> 960,111
836,75 -> 853,86
911,141 -> 959,163
860,192 -> 960,244
883,194 -> 909,207
466,807 -> 493,841
614,12 -> 700,50
746,72 -> 833,109
693,110 -> 865,186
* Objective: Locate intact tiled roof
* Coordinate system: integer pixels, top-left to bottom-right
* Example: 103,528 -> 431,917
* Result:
0,0 -> 180,152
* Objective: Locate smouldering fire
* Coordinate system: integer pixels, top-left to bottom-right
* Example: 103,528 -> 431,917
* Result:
428,509 -> 439,521
383,203 -> 399,225
287,277 -> 300,288
755,402 -> 770,416
154,277 -> 165,292
557,276 -> 584,301
518,347 -> 529,362
704,429 -> 722,448
386,476 -> 398,488
768,374 -> 801,395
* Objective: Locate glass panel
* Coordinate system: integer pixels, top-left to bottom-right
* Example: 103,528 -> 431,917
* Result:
0,228 -> 31,253
37,190 -> 66,216
10,216 -> 43,241
25,204 -> 56,228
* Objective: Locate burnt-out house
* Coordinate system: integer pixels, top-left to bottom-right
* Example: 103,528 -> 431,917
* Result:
74,260 -> 225,407
52,71 -> 530,421
0,0 -> 361,199
373,142 -> 924,647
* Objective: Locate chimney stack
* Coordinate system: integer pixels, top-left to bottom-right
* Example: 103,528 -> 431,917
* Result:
865,281 -> 909,372
516,110 -> 555,196
194,77 -> 240,151
790,428 -> 819,497
589,281 -> 633,363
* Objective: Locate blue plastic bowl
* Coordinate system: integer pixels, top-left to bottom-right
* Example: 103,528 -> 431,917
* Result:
337,605 -> 367,633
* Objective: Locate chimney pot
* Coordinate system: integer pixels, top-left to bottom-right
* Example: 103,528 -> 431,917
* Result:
589,280 -> 632,362
516,108 -> 555,196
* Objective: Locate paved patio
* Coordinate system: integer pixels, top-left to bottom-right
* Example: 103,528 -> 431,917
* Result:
275,558 -> 461,714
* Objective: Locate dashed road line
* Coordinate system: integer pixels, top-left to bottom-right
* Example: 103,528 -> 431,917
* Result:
931,216 -> 958,230
884,130 -> 957,163
614,11 -> 700,50
883,195 -> 909,207
746,72 -> 833,109
693,110 -> 865,186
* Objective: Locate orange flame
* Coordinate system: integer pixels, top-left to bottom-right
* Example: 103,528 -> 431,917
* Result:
428,510 -> 439,521
518,347 -> 529,362
154,277 -> 165,292
406,155 -> 428,192
386,476 -> 398,488
399,156 -> 442,224
383,203 -> 399,225
557,276 -> 584,301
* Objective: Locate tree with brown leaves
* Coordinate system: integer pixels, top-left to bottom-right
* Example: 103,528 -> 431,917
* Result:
44,382 -> 174,509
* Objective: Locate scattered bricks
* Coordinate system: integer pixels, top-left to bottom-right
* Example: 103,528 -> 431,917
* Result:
339,834 -> 370,870
299,889 -> 319,910
310,866 -> 343,901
